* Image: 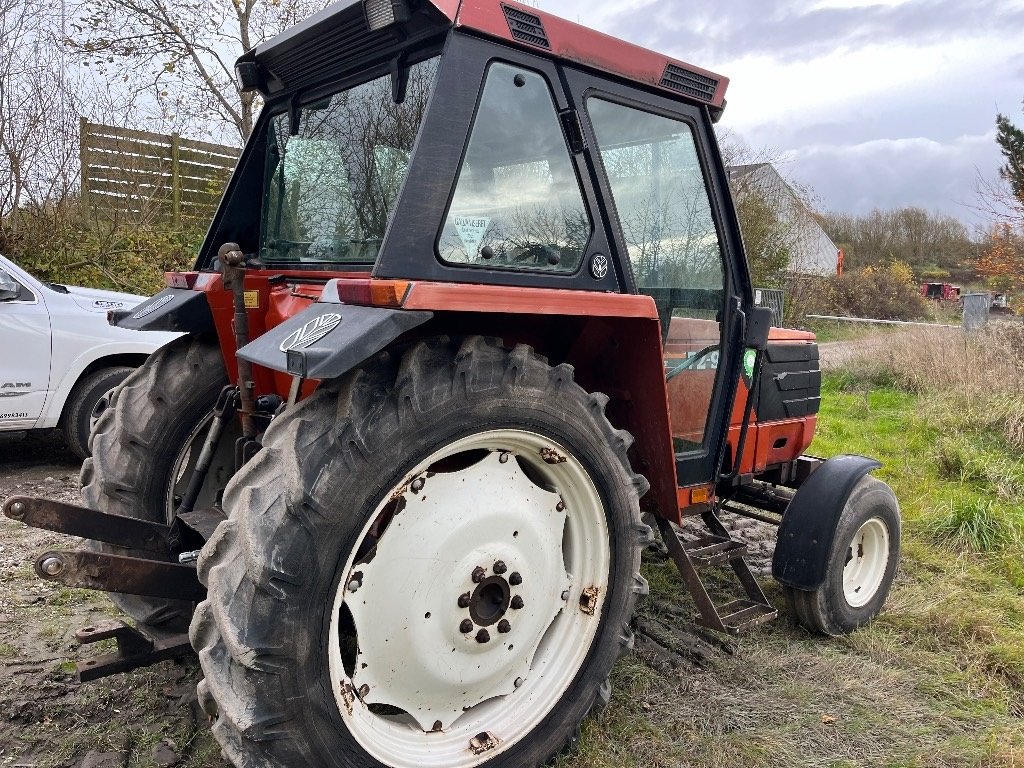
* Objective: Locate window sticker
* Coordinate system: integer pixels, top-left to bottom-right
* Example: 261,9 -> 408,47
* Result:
454,216 -> 491,258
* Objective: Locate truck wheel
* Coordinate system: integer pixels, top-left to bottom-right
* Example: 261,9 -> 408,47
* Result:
784,476 -> 900,636
61,366 -> 134,460
191,337 -> 651,768
81,336 -> 231,632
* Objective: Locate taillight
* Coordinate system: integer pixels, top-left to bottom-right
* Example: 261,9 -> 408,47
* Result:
329,279 -> 412,307
166,272 -> 198,289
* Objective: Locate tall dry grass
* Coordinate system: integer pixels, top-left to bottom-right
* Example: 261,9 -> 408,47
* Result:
834,322 -> 1024,451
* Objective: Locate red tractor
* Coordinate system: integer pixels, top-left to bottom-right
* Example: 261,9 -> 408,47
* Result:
4,2 -> 901,766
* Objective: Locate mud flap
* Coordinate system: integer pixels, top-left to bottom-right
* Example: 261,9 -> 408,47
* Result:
771,454 -> 881,590
236,302 -> 432,380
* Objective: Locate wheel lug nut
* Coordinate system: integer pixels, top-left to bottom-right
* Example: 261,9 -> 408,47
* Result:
510,595 -> 524,610
471,566 -> 486,583
460,619 -> 473,633
556,500 -> 565,511
497,619 -> 511,634
347,578 -> 361,592
508,571 -> 522,585
410,477 -> 425,493
561,590 -> 570,601
475,629 -> 490,643
514,677 -> 523,688
493,560 -> 507,575
457,592 -> 471,608
499,452 -> 510,464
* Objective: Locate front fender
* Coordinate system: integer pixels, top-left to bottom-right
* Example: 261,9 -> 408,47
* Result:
771,454 -> 882,590
236,302 -> 433,380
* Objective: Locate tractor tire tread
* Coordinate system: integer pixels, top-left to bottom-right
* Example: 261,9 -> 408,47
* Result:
194,337 -> 648,768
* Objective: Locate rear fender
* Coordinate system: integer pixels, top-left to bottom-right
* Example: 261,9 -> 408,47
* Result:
235,301 -> 433,380
236,280 -> 679,519
404,308 -> 678,521
112,288 -> 214,334
772,454 -> 882,590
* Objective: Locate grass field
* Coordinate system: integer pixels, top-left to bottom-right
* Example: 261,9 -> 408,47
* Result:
560,369 -> 1024,768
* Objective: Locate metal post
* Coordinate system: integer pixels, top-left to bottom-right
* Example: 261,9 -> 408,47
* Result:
962,293 -> 989,331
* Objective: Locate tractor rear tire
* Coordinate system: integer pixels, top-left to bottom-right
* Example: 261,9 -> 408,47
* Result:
784,476 -> 900,636
81,336 -> 228,632
191,336 -> 651,768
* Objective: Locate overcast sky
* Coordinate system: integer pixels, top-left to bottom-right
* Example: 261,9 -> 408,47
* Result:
539,0 -> 1024,230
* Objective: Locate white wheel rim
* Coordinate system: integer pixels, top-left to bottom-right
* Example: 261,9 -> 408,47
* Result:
842,517 -> 890,608
328,429 -> 610,767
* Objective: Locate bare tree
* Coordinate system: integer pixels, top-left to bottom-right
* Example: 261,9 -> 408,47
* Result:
0,0 -> 83,233
71,0 -> 331,142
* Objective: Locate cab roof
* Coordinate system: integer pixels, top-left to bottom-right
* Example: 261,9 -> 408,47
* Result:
238,0 -> 728,113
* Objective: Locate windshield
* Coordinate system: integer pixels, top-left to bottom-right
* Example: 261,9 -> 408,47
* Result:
260,58 -> 439,265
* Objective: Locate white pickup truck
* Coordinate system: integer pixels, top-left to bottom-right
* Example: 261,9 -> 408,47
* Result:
0,254 -> 179,458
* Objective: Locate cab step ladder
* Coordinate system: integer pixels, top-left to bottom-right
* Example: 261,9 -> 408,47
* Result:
656,510 -> 777,636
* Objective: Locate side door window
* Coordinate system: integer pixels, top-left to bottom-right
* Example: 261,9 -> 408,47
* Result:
437,62 -> 592,273
586,97 -> 727,452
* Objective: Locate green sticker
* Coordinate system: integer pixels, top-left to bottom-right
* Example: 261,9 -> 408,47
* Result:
743,349 -> 756,379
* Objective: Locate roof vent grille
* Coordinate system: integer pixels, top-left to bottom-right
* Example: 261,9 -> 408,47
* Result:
660,63 -> 719,102
502,5 -> 551,49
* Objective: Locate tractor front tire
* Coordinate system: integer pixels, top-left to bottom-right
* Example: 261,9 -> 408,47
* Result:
784,476 -> 900,636
81,336 -> 228,632
191,337 -> 651,768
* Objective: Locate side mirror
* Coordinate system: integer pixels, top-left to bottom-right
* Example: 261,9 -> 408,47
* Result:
0,269 -> 20,301
744,305 -> 773,351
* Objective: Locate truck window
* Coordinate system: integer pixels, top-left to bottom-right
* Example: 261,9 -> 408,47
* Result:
437,62 -> 592,273
587,97 -> 727,451
259,57 -> 438,265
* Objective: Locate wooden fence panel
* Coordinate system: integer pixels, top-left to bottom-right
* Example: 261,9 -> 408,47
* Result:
80,118 -> 240,225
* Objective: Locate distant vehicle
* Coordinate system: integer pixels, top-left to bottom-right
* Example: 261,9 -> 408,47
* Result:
919,282 -> 961,302
0,254 -> 180,458
991,293 -> 1010,312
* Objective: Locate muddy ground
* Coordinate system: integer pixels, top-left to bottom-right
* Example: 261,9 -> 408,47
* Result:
0,430 -> 783,768
0,432 -> 218,768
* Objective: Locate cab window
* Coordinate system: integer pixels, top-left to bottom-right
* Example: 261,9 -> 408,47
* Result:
438,63 -> 592,272
587,97 -> 727,450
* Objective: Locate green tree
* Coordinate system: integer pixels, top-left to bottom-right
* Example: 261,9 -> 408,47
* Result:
733,192 -> 791,288
996,106 -> 1024,204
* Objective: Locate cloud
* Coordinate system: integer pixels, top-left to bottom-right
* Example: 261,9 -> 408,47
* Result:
598,0 -> 1024,64
540,0 -> 1024,224
787,132 -> 1000,226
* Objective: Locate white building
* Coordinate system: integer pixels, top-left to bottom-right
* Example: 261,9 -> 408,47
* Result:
727,163 -> 841,277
